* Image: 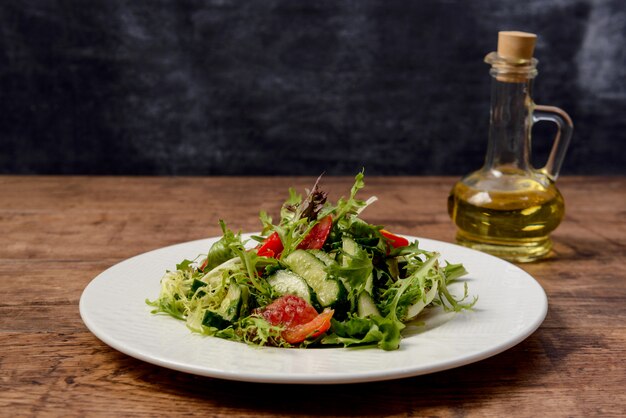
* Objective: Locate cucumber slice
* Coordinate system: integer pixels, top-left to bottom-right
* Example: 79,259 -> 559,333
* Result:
189,278 -> 207,297
283,250 -> 344,308
267,270 -> 314,304
405,280 -> 439,320
308,249 -> 337,267
202,311 -> 230,329
341,237 -> 374,295
202,278 -> 243,328
200,257 -> 242,287
238,285 -> 250,319
218,278 -> 243,322
357,291 -> 380,318
342,236 -> 360,255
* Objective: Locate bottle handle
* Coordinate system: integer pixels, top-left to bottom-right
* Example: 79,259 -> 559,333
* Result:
532,105 -> 574,180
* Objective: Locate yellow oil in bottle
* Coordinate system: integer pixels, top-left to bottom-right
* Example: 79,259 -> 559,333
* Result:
447,31 -> 573,262
448,173 -> 565,262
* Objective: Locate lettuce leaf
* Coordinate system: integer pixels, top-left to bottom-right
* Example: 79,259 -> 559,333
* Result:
322,315 -> 403,351
205,220 -> 238,271
330,241 -> 373,309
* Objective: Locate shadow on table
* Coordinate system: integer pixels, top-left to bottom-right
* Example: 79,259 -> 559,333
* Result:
121,328 -> 566,417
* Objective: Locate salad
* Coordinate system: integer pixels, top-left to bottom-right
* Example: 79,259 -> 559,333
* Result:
147,172 -> 475,350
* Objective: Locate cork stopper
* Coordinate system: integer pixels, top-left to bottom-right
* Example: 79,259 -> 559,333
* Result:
486,31 -> 538,82
497,31 -> 536,61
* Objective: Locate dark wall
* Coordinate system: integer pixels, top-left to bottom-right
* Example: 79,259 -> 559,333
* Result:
1,0 -> 624,175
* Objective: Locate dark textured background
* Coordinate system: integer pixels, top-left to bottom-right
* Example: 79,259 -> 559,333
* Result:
1,0 -> 624,175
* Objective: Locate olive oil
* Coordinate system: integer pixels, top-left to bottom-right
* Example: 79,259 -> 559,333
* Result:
448,174 -> 565,261
448,31 -> 573,262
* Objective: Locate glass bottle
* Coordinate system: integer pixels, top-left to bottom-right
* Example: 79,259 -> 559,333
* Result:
448,31 -> 573,262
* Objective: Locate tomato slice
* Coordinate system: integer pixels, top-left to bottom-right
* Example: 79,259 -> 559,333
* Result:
380,229 -> 409,248
257,232 -> 284,258
282,309 -> 334,344
198,258 -> 208,271
258,295 -> 318,328
297,215 -> 333,250
257,295 -> 334,344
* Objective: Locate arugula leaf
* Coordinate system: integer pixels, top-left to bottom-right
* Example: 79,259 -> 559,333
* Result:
380,252 -> 439,322
271,218 -> 309,259
436,273 -> 477,312
442,262 -> 468,283
324,171 -> 373,223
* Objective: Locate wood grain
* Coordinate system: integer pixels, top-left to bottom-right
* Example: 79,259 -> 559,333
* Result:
1,176 -> 625,417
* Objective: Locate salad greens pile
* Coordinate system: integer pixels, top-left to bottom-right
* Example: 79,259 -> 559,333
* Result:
147,172 -> 476,350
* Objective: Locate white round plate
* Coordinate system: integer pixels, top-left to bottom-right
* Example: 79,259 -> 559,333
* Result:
80,235 -> 547,384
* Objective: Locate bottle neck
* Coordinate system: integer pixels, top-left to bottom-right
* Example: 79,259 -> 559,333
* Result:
484,73 -> 534,174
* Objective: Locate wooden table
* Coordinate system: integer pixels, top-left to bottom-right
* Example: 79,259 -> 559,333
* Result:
1,176 -> 624,417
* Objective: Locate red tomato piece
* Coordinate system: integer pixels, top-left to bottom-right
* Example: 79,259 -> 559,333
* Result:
297,215 -> 333,250
380,229 -> 409,248
257,295 -> 334,344
258,295 -> 318,329
282,309 -> 334,344
257,232 -> 284,258
198,258 -> 208,271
